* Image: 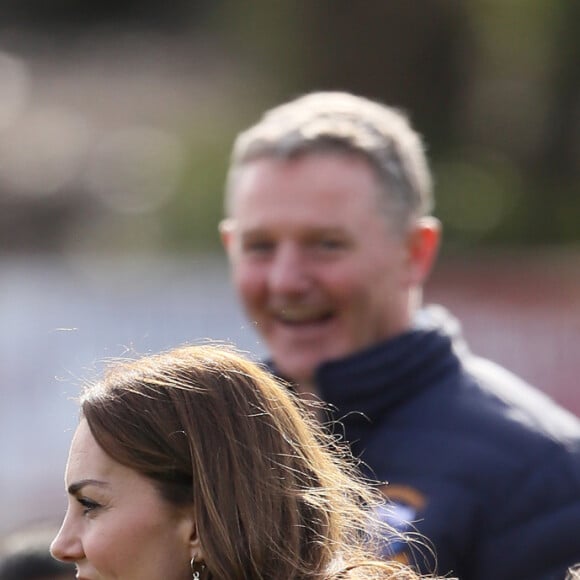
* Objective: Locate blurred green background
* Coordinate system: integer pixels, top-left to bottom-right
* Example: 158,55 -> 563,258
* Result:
0,0 -> 578,255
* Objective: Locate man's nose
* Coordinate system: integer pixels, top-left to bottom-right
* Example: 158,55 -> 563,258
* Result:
50,515 -> 84,563
268,244 -> 311,294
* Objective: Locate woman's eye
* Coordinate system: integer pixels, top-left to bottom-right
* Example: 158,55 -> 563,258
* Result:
77,497 -> 100,515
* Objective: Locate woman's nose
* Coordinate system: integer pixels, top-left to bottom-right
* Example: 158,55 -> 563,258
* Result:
50,515 -> 84,563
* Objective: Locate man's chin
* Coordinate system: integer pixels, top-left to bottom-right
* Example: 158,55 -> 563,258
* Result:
271,356 -> 310,380
271,351 -> 326,388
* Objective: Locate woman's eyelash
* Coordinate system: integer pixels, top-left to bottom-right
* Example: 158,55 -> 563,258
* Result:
77,497 -> 100,514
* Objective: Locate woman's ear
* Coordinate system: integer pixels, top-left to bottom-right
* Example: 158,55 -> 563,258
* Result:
188,521 -> 204,562
189,521 -> 207,578
177,509 -> 204,564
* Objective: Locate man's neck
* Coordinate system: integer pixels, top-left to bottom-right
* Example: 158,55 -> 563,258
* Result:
295,379 -> 319,398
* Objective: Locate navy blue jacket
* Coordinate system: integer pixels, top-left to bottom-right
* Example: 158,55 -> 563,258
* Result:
274,306 -> 580,579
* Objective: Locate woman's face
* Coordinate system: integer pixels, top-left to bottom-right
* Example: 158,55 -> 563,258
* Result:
51,419 -> 195,580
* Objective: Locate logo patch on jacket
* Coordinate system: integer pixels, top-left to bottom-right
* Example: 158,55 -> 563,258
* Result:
376,484 -> 427,561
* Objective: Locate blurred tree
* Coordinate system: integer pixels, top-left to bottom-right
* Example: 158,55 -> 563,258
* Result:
528,0 -> 580,242
0,0 -> 213,29
0,0 -> 577,252
288,1 -> 475,152
220,1 -> 474,151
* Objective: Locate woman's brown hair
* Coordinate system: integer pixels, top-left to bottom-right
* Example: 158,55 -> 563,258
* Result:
80,344 -> 434,579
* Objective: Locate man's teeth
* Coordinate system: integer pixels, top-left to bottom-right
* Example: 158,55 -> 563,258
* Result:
277,308 -> 329,322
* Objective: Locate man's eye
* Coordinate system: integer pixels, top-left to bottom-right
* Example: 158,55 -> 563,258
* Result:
244,240 -> 274,253
317,238 -> 344,250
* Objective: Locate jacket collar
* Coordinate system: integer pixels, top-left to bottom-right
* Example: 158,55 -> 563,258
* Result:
266,305 -> 464,421
315,327 -> 460,421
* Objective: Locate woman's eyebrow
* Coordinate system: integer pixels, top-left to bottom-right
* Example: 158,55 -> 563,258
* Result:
67,479 -> 110,495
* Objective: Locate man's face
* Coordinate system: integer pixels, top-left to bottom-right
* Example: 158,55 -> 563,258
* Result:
222,153 -> 423,386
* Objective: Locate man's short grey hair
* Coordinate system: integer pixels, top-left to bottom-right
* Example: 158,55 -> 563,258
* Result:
226,91 -> 434,229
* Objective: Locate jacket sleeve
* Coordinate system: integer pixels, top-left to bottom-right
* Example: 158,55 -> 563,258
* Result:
473,441 -> 580,580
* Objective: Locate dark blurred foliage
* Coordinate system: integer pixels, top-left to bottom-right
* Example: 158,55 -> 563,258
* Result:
221,1 -> 580,249
0,0 -> 213,30
0,0 -> 578,253
266,2 -> 474,151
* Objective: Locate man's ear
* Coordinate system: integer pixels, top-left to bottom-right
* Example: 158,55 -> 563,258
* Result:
406,216 -> 441,286
218,218 -> 235,252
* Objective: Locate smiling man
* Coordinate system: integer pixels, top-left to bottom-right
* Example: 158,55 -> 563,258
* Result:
220,91 -> 580,580
222,151 -> 435,392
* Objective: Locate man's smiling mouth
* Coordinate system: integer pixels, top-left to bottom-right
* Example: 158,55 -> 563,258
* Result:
274,306 -> 334,325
